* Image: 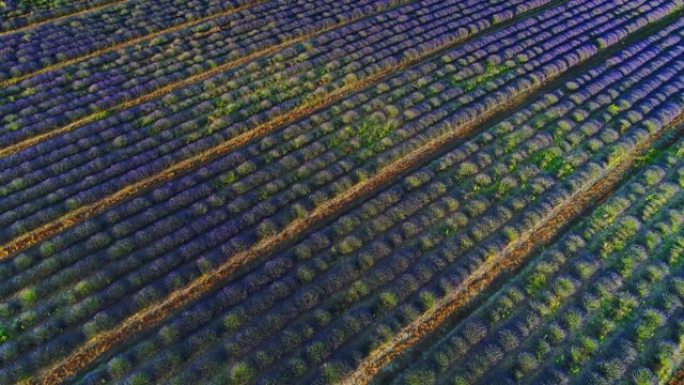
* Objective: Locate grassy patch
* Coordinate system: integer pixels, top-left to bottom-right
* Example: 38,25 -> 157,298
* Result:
357,116 -> 393,148
451,63 -> 511,91
328,115 -> 393,154
530,148 -> 574,179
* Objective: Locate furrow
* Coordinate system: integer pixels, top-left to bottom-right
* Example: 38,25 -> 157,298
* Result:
0,0 -> 127,37
339,115 -> 684,385
0,0 -> 558,259
28,7 -> 656,381
0,0 -> 267,89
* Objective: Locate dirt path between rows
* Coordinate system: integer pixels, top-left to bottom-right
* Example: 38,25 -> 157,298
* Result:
0,0 -> 265,88
0,0 -> 127,37
2,0 -> 355,158
26,29 -> 623,385
339,114 -> 684,385
22,2 -> 675,383
23,20 -> 587,385
0,0 -> 553,259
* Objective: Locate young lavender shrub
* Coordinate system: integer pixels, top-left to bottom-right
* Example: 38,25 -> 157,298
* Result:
228,361 -> 254,385
402,369 -> 436,385
256,219 -> 279,239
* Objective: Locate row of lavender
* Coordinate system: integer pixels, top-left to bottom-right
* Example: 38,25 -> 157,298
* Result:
0,0 -> 406,132
0,0 -> 602,348
389,138 -> 684,385
0,3 -> 681,383
64,20 -> 684,385
0,0 -> 253,79
0,0 -> 658,343
0,0 -> 502,145
0,0 -> 115,31
0,0 -> 558,242
0,0 -> 651,257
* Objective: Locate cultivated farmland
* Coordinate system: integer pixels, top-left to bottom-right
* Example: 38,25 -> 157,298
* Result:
1,1 -> 684,385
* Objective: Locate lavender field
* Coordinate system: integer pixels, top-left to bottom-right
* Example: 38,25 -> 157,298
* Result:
1,1 -> 684,384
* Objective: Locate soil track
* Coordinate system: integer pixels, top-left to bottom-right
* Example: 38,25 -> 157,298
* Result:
0,0 -> 127,37
339,115 -> 684,385
0,0 -> 266,89
0,0 -> 560,260
10,2 -> 675,383
28,26 -> 628,385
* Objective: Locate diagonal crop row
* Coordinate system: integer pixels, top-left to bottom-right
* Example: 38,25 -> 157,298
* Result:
0,0 -> 391,107
258,52 -> 684,385
388,137 -> 684,385
0,0 -> 607,356
0,0 -> 596,320
0,0 -> 482,150
0,0 -> 263,80
0,0 -> 676,366
343,122 -> 684,385
0,0 -> 125,33
57,23 -> 684,385
0,0 -> 656,327
5,6 -> 682,384
0,0 -> 565,254
0,0 -> 544,156
0,0 -> 413,151
0,0 -> 604,378
391,179 -> 680,384
0,0 -> 271,89
0,0 -> 656,255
